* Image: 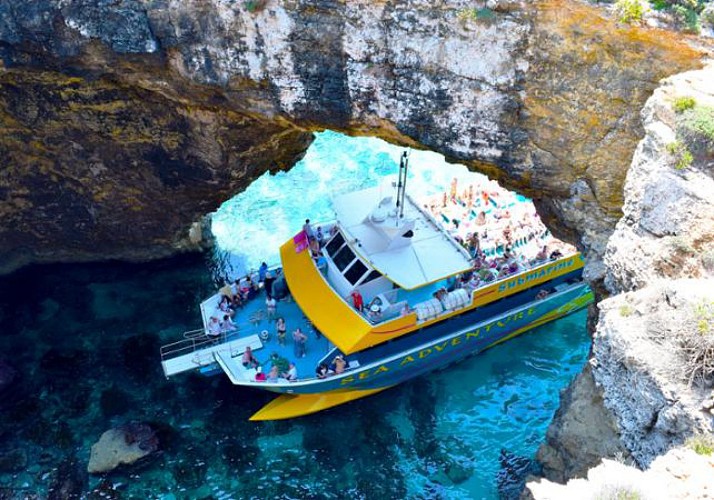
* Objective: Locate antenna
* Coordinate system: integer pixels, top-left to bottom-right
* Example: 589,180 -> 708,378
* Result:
395,152 -> 404,220
399,150 -> 409,219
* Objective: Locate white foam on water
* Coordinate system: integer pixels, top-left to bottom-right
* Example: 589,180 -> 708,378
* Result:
211,130 -> 487,276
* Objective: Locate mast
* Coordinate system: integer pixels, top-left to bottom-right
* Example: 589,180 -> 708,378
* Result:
395,150 -> 409,223
400,151 -> 409,219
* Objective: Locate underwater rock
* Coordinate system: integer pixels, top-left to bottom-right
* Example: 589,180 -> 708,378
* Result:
87,423 -> 159,474
48,456 -> 86,500
496,449 -> 539,500
0,449 -> 27,473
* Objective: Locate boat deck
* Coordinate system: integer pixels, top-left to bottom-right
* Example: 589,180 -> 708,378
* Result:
162,280 -> 335,383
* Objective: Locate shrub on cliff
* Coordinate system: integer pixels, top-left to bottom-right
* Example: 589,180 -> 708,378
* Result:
676,104 -> 714,157
615,0 -> 647,24
681,300 -> 714,386
672,96 -> 696,113
665,141 -> 693,170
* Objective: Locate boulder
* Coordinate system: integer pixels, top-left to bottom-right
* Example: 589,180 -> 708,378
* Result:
87,423 -> 159,474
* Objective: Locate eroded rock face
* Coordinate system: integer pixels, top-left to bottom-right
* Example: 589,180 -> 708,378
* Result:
536,365 -> 629,483
0,0 -> 701,273
537,62 -> 714,482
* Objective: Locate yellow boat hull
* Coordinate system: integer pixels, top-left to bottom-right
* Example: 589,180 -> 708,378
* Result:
249,387 -> 390,421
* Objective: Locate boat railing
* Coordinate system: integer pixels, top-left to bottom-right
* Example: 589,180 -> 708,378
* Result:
160,328 -> 242,363
366,250 -> 580,326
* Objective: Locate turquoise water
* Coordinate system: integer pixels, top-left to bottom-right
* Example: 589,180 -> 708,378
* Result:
0,132 -> 590,498
212,130 -> 500,276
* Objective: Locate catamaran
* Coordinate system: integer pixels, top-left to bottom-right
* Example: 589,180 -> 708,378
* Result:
160,154 -> 593,420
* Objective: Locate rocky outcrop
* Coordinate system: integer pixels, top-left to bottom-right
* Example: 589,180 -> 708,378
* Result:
528,446 -> 714,499
0,0 -> 701,273
87,423 -> 159,474
536,365 -> 630,483
536,62 -> 714,482
593,281 -> 714,467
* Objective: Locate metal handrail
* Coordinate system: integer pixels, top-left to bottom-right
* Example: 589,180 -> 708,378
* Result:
160,328 -> 242,362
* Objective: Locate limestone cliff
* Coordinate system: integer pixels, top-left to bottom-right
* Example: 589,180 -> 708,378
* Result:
0,0 -> 701,273
536,62 -> 714,482
528,446 -> 714,499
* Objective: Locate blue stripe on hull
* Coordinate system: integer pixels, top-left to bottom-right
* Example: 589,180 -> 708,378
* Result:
263,282 -> 592,394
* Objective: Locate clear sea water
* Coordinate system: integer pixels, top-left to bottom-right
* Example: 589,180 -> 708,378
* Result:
0,131 -> 589,499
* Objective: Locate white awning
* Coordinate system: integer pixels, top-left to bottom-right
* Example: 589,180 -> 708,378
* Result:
332,184 -> 472,290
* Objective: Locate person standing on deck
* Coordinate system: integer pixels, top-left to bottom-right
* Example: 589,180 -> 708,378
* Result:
258,262 -> 268,283
293,328 -> 307,358
263,270 -> 275,298
303,219 -> 315,240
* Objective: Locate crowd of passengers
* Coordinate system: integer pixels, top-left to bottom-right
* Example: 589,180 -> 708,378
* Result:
425,178 -> 574,289
207,220 -> 353,383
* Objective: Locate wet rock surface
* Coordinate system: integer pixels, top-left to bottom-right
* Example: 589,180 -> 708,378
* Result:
0,0 -> 701,274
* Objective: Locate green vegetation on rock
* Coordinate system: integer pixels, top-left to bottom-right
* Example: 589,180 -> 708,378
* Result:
686,433 -> 714,456
458,7 -> 496,23
682,105 -> 714,142
666,141 -> 693,170
672,96 -> 696,113
615,0 -> 647,23
619,303 -> 634,317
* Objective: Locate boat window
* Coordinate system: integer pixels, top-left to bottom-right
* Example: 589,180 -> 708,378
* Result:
344,259 -> 368,285
324,232 -> 345,257
359,269 -> 382,286
333,244 -> 357,272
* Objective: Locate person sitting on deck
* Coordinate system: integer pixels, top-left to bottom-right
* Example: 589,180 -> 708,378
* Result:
316,226 -> 325,247
267,365 -> 280,382
534,245 -> 548,263
230,279 -> 244,308
549,249 -> 563,260
282,362 -> 298,381
242,346 -> 259,369
332,355 -> 347,375
219,296 -> 235,318
207,317 -> 222,338
367,298 -> 383,322
221,314 -> 237,333
475,210 -> 487,226
316,363 -> 329,379
254,366 -> 266,382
